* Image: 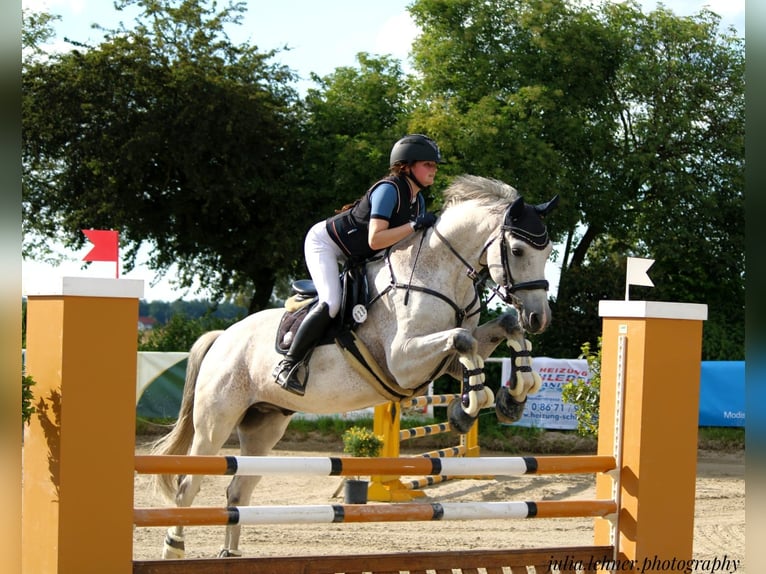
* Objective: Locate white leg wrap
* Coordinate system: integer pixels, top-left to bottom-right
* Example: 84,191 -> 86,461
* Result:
162,529 -> 185,560
459,355 -> 492,417
507,337 -> 542,398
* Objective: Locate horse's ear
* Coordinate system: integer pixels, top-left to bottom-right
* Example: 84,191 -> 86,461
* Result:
534,195 -> 559,217
508,196 -> 526,220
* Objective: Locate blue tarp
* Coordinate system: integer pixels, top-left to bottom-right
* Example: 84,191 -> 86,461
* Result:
698,361 -> 745,427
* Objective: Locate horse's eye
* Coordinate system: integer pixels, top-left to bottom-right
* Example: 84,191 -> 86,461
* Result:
511,247 -> 524,257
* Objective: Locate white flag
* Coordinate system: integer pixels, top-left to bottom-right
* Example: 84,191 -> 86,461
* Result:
626,257 -> 655,287
625,257 -> 655,299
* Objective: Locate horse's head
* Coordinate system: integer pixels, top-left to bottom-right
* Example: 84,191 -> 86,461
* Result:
484,194 -> 558,334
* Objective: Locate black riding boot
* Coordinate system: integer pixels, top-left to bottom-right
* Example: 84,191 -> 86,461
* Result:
273,302 -> 333,396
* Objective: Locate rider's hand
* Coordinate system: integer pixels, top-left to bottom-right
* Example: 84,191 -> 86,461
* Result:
412,212 -> 437,231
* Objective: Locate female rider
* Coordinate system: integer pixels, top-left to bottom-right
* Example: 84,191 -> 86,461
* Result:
274,134 -> 444,395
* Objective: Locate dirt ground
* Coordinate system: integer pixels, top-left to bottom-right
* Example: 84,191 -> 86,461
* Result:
133,439 -> 745,571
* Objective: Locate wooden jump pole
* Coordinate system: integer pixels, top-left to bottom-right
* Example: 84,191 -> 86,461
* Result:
132,546 -> 616,574
134,454 -> 615,476
133,499 -> 618,527
23,277 -> 143,574
594,300 -> 707,572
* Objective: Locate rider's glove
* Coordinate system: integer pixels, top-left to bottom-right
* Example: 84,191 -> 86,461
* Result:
412,212 -> 437,231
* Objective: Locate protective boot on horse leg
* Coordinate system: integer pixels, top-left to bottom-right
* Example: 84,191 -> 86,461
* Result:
273,301 -> 332,395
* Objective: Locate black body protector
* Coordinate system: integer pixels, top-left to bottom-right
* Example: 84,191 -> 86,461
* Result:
326,175 -> 423,261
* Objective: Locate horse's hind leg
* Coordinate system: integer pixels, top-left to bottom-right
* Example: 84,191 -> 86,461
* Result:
218,406 -> 293,558
162,400 -> 245,559
161,471 -> 208,558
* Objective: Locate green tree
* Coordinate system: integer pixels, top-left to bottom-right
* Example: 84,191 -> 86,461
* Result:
22,0 -> 307,313
22,8 -> 59,64
138,312 -> 233,351
301,53 -> 415,217
408,0 -> 744,359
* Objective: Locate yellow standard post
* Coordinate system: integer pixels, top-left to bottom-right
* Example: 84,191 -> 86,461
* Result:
594,300 -> 707,572
369,401 -> 421,501
23,277 -> 143,574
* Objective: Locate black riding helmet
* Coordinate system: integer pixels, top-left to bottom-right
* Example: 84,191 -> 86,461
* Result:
389,134 -> 445,167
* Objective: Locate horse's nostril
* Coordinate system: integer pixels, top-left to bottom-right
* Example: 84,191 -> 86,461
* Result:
527,313 -> 542,334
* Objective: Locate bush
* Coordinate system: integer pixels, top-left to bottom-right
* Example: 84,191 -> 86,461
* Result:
22,374 -> 36,425
342,426 -> 383,458
561,339 -> 601,437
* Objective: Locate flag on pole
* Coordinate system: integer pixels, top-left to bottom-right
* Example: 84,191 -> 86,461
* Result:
625,256 -> 654,300
82,229 -> 120,278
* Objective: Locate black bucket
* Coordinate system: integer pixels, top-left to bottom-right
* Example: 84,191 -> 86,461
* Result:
343,479 -> 369,504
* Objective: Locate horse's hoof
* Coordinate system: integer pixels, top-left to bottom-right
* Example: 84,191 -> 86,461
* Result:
162,546 -> 185,560
447,398 -> 477,434
495,386 -> 527,424
217,547 -> 242,558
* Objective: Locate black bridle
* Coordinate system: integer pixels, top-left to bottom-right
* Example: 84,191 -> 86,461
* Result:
368,197 -> 555,324
492,202 -> 552,302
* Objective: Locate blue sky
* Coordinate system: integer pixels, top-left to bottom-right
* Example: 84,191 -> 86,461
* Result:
21,0 -> 746,301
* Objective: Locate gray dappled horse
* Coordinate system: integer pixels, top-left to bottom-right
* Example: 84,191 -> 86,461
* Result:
151,174 -> 558,558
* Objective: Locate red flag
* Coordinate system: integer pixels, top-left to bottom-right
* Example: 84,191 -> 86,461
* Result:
82,229 -> 119,262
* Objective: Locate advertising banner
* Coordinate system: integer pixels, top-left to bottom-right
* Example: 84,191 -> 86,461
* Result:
501,357 -> 589,430
698,361 -> 745,427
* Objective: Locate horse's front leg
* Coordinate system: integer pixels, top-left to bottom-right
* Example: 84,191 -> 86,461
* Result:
472,310 -> 524,358
390,328 -> 494,433
472,310 -> 543,425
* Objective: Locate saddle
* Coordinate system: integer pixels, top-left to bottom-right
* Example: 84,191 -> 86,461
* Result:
274,262 -> 427,401
274,263 -> 369,354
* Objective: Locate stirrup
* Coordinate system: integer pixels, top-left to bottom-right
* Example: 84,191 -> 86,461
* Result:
273,361 -> 306,396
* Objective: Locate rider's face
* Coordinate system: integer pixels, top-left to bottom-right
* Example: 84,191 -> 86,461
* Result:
409,160 -> 438,187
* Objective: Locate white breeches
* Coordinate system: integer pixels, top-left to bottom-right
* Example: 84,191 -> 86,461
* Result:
304,221 -> 346,318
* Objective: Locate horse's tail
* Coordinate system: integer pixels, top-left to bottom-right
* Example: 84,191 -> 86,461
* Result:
150,329 -> 224,502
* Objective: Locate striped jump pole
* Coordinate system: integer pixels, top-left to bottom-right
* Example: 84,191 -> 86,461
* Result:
370,394 -> 480,501
135,454 -> 616,477
134,499 -> 617,527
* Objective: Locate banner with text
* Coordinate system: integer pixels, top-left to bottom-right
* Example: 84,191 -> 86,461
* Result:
501,357 -> 590,430
698,361 -> 745,427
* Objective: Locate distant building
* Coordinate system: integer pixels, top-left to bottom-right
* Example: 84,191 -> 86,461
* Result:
138,316 -> 157,331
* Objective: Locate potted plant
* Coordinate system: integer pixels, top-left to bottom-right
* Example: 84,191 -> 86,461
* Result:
340,425 -> 383,504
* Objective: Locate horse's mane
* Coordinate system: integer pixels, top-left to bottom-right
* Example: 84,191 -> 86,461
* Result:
442,175 -> 520,213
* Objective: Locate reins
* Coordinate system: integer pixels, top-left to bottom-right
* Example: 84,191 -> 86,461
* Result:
366,202 -> 551,326
377,232 -> 482,327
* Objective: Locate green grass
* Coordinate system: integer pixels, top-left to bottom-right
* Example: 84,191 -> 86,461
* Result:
287,416 -> 374,436
697,427 -> 745,450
